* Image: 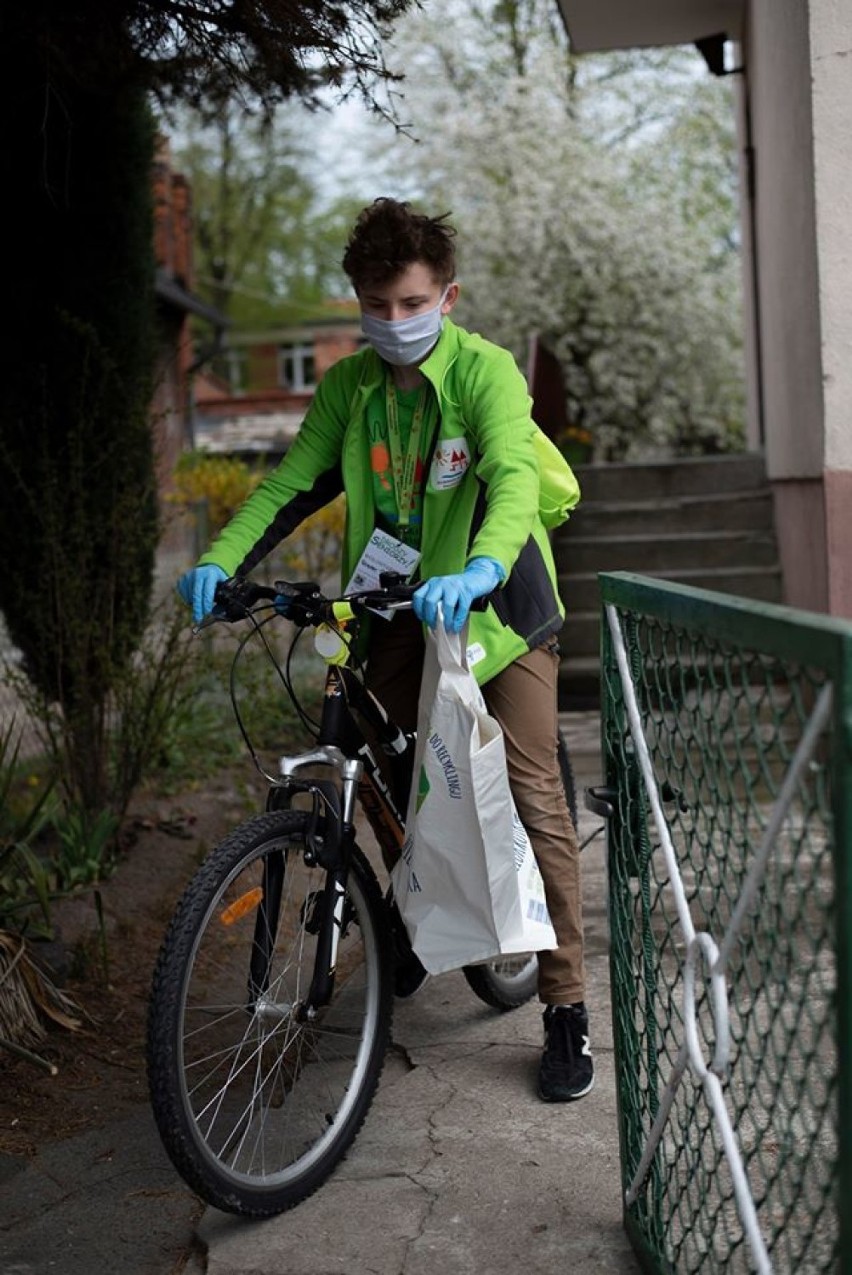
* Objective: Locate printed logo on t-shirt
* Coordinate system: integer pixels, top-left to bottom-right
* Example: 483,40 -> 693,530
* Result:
430,437 -> 470,490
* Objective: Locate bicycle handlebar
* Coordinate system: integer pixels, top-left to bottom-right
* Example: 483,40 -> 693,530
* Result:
210,572 -> 493,628
210,572 -> 418,627
198,570 -> 495,786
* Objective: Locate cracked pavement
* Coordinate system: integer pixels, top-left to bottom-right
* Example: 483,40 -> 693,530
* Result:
198,715 -> 640,1275
0,712 -> 641,1274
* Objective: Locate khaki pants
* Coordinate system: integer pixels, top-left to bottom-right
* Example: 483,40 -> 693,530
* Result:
366,611 -> 586,1005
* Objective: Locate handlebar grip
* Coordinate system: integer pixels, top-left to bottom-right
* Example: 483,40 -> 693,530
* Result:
382,583 -> 420,603
377,575 -> 494,612
213,576 -> 278,618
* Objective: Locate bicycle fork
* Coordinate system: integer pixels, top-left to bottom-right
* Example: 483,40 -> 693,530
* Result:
250,749 -> 364,1020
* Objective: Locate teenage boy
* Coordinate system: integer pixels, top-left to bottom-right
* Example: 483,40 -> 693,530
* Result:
178,198 -> 593,1102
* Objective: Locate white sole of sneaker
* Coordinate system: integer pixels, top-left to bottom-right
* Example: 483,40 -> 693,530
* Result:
538,1074 -> 596,1103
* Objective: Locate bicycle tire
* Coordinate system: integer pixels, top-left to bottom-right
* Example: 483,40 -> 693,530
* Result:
462,730 -> 578,1012
147,810 -> 392,1217
462,953 -> 539,1010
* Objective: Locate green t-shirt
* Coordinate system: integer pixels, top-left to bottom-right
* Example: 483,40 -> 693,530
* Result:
366,378 -> 438,548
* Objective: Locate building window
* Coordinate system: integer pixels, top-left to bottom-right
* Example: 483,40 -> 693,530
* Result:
209,347 -> 248,393
278,343 -> 316,391
222,348 -> 248,393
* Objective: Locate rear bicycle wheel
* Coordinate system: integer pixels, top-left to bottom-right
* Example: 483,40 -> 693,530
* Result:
147,811 -> 392,1217
462,730 -> 578,1012
462,952 -> 539,1010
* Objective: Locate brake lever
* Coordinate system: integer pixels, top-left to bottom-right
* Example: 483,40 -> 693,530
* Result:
191,603 -> 230,635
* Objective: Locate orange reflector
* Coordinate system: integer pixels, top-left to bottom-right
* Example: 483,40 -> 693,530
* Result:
220,887 -> 263,926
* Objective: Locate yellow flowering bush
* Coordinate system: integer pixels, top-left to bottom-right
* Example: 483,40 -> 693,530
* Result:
277,495 -> 347,586
169,452 -> 264,537
170,452 -> 346,586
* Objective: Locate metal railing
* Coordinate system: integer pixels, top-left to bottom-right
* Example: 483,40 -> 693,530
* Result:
597,572 -> 851,1273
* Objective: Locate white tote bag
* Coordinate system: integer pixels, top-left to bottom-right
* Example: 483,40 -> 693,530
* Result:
390,621 -> 557,975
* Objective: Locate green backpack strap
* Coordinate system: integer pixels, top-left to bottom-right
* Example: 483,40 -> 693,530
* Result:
534,426 -> 581,529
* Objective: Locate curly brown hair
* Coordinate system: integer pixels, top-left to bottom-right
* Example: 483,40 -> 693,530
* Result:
342,197 -> 457,292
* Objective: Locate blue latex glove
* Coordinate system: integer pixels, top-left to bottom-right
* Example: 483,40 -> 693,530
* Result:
413,558 -> 504,634
177,564 -> 227,625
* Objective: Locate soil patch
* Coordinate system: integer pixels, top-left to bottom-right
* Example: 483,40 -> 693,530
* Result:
0,769 -> 264,1158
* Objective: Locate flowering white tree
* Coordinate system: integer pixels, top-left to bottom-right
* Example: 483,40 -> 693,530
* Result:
349,0 -> 746,458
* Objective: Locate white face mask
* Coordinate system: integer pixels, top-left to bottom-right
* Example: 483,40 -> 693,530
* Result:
360,288 -> 451,367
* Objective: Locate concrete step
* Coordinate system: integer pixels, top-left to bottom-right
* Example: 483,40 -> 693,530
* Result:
572,453 -> 768,503
559,610 -> 601,660
551,455 -> 781,709
559,655 -> 603,710
559,565 -> 784,614
567,488 -> 775,537
556,566 -> 787,700
558,635 -> 804,710
556,530 -> 780,575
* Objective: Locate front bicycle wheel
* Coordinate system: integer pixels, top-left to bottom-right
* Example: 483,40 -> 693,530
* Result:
147,811 -> 392,1217
462,730 -> 577,1012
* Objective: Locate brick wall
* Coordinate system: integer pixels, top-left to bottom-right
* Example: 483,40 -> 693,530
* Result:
151,137 -> 195,498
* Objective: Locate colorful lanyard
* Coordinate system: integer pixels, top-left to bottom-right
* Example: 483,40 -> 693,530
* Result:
384,378 -> 431,530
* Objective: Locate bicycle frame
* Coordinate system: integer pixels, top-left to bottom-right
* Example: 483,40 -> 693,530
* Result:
147,576 -> 548,1219
257,653 -> 416,1017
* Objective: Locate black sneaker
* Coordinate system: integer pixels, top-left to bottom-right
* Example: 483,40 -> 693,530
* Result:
538,1004 -> 595,1102
388,898 -> 430,999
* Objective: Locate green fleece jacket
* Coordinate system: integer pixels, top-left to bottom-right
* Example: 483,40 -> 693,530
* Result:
200,319 -> 565,684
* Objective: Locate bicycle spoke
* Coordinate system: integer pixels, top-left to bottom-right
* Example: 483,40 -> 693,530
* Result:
148,816 -> 390,1213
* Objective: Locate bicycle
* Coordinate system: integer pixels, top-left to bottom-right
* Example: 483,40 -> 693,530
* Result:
146,573 -> 578,1218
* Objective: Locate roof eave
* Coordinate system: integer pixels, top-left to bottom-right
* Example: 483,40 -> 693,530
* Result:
556,0 -> 744,53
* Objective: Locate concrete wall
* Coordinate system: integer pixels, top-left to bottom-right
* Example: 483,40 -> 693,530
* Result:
809,0 -> 852,475
742,0 -> 852,615
747,0 -> 824,479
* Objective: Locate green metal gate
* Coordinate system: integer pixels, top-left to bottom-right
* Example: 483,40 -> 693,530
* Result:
598,572 -> 851,1273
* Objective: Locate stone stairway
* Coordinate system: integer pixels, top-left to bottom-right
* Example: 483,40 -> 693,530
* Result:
553,453 -> 784,708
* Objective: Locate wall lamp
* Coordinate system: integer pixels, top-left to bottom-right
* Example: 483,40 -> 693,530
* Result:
695,33 -> 744,76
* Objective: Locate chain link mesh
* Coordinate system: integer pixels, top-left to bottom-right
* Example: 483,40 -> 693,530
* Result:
600,576 -> 843,1273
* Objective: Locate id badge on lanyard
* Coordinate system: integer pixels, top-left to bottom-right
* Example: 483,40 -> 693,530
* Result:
344,528 -> 421,620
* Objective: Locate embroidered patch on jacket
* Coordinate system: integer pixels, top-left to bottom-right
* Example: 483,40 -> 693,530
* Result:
430,437 -> 470,490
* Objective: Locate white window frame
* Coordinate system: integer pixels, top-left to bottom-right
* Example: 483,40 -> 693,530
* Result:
278,342 -> 316,391
223,347 -> 248,393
